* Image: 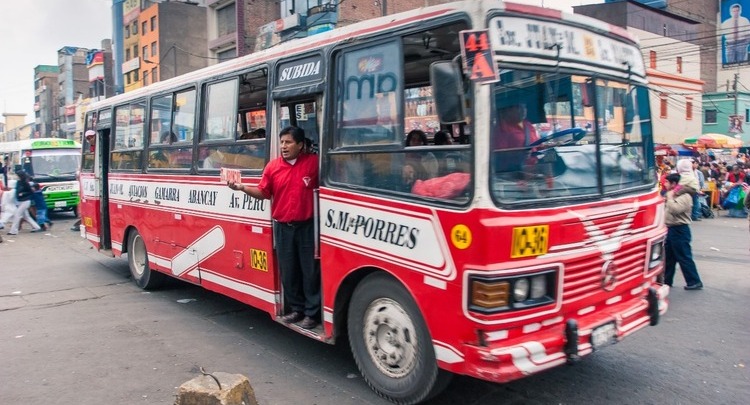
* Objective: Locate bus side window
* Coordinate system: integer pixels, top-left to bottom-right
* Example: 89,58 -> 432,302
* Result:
199,69 -> 268,172
112,101 -> 146,171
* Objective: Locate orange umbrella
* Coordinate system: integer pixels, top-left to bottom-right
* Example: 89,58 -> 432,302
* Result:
683,133 -> 743,149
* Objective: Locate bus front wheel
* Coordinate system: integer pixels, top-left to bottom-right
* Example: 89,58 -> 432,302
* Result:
347,273 -> 451,404
127,230 -> 165,290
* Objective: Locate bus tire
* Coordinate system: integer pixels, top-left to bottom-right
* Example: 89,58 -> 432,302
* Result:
347,273 -> 451,404
127,230 -> 165,290
72,205 -> 79,218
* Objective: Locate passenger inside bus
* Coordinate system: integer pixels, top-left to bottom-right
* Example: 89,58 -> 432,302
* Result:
493,103 -> 541,174
160,131 -> 177,145
495,103 -> 539,150
405,129 -> 438,178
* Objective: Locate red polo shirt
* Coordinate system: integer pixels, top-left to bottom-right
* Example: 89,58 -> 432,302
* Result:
495,120 -> 539,149
257,152 -> 319,223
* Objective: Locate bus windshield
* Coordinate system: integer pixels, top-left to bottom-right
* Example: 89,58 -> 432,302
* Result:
24,149 -> 80,179
490,70 -> 654,206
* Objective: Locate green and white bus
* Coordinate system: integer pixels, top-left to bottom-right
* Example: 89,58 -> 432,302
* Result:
0,138 -> 81,215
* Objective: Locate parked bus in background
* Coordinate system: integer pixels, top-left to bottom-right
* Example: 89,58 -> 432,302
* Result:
0,138 -> 81,216
78,2 -> 668,403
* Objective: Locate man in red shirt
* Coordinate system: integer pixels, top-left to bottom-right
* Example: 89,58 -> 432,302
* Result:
228,126 -> 320,329
495,103 -> 539,150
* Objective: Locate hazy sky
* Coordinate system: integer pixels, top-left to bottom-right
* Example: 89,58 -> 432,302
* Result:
0,0 -> 111,123
0,0 -> 594,126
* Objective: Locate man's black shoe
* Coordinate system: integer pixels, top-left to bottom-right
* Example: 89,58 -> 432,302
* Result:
297,316 -> 317,330
280,311 -> 303,323
684,283 -> 703,291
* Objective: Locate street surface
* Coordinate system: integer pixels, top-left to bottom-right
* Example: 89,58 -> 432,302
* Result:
1,211 -> 748,404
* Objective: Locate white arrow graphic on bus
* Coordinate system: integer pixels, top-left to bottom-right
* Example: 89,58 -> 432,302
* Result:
167,226 -> 226,277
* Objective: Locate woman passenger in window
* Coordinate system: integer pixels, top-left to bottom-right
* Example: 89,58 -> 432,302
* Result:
405,129 -> 438,178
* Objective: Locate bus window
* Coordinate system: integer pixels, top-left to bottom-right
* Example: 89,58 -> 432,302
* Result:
82,112 -> 97,171
111,101 -> 145,171
204,79 -> 239,141
198,68 -> 268,171
328,21 -> 470,202
149,94 -> 173,145
173,89 -> 196,143
281,101 -> 318,153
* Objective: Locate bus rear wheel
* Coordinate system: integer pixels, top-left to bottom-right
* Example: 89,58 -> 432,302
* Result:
127,230 -> 165,290
347,273 -> 451,404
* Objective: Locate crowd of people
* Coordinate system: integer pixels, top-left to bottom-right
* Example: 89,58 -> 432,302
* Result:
658,154 -> 750,219
657,153 -> 750,290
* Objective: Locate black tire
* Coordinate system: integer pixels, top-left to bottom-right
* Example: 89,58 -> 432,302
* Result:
127,230 -> 165,290
72,205 -> 79,218
347,273 -> 451,404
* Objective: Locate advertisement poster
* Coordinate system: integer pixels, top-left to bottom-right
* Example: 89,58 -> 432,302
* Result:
729,115 -> 745,133
720,0 -> 750,65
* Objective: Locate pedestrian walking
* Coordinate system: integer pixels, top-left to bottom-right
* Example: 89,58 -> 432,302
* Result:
30,180 -> 52,231
7,170 -> 43,235
663,173 -> 703,290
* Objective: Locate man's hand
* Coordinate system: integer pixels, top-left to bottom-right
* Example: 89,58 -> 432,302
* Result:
227,181 -> 244,191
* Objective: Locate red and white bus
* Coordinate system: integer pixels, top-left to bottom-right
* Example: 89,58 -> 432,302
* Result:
79,1 -> 668,403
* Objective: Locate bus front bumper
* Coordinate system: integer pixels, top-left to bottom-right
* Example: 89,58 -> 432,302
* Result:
460,284 -> 669,383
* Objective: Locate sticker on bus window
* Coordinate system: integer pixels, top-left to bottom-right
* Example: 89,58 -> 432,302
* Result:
250,249 -> 268,272
511,225 -> 549,258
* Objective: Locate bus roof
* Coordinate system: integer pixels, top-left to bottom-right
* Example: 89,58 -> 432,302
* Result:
87,0 -> 640,112
0,138 -> 81,154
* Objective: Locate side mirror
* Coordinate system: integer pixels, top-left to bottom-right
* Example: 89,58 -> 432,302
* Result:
430,61 -> 466,124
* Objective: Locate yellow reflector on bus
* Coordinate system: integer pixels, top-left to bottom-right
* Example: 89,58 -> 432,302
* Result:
471,280 -> 509,309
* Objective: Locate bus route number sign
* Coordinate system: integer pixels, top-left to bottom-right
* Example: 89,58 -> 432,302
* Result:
459,29 -> 499,83
250,249 -> 268,272
511,225 -> 549,258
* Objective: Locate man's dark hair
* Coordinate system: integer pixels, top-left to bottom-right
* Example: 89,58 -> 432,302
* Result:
279,126 -> 305,144
666,173 -> 681,184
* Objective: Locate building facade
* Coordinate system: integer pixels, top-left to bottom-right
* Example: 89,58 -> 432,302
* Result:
118,0 -> 208,91
205,0 -> 455,64
1,113 -> 32,142
57,47 -> 91,139
575,0 -> 704,145
33,65 -> 60,138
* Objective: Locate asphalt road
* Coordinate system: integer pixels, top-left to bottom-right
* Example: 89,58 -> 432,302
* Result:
1,211 -> 748,404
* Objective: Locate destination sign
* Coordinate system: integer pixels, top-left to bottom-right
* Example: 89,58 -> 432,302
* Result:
488,16 -> 645,77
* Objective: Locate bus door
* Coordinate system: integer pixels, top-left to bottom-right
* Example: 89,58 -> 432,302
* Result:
80,110 -> 112,253
97,126 -> 112,251
272,95 -> 323,316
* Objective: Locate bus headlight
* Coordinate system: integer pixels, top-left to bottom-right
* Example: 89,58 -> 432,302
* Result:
649,239 -> 664,269
469,270 -> 556,314
530,275 -> 547,299
513,278 -> 530,302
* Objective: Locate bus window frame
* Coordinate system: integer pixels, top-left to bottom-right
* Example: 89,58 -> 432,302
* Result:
145,86 -> 198,172
111,99 -> 147,172
197,66 -> 270,174
325,20 -> 473,207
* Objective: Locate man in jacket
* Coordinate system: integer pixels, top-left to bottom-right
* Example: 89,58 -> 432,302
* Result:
663,173 -> 703,290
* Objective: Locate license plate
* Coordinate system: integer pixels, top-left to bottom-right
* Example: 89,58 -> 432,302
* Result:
54,201 -> 67,207
511,225 -> 549,258
590,322 -> 617,350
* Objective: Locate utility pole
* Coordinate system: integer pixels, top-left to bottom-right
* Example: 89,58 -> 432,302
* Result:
734,73 -> 739,117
